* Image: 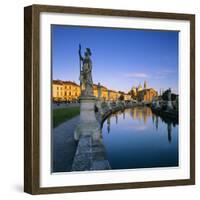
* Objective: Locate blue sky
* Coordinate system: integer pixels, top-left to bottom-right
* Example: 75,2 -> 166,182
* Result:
52,25 -> 178,94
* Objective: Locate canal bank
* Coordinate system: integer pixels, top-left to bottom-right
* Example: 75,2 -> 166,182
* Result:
53,102 -> 179,172
71,101 -> 136,171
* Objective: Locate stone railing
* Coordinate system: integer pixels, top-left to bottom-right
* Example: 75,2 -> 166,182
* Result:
72,135 -> 111,171
97,100 -> 138,124
71,100 -> 137,171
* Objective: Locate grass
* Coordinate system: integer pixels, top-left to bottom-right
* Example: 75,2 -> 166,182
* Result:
53,107 -> 80,128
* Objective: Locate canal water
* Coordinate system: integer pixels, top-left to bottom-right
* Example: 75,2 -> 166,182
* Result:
102,106 -> 178,170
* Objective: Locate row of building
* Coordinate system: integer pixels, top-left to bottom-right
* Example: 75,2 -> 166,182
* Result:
52,80 -> 157,102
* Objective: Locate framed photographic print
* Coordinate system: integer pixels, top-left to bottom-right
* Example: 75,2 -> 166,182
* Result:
24,4 -> 195,194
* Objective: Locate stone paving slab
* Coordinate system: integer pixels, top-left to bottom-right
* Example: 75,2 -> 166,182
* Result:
53,115 -> 80,172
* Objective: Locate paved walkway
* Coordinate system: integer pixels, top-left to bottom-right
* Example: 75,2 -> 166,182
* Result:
53,115 -> 80,172
53,102 -> 80,109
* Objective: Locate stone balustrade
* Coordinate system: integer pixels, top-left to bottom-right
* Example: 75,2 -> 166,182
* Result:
71,100 -> 138,171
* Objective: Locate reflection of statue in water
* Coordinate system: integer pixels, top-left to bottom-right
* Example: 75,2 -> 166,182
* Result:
167,122 -> 172,143
107,117 -> 111,134
123,111 -> 125,119
155,116 -> 159,130
152,114 -> 155,123
79,45 -> 93,96
115,113 -> 118,124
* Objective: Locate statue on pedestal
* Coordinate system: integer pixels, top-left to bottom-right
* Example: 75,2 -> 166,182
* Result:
75,45 -> 101,141
79,45 -> 93,96
166,88 -> 173,110
167,88 -> 172,101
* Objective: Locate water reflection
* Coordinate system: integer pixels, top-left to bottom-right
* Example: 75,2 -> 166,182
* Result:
107,116 -> 110,134
102,106 -> 178,170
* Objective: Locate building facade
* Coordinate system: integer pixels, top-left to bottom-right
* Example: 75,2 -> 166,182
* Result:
130,81 -> 158,102
52,80 -> 157,102
109,90 -> 119,101
137,88 -> 158,102
52,80 -> 81,102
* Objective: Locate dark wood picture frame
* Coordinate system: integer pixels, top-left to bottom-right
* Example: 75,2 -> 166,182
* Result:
24,4 -> 195,194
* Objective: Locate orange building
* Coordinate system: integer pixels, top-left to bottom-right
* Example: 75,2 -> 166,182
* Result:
101,86 -> 109,100
137,88 -> 157,102
109,90 -> 119,101
52,80 -> 80,102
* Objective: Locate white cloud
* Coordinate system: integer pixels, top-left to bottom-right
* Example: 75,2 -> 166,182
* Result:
124,72 -> 149,78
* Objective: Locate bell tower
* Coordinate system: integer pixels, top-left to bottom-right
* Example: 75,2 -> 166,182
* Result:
144,80 -> 147,89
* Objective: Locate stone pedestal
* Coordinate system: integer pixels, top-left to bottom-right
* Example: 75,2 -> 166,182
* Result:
74,96 -> 101,141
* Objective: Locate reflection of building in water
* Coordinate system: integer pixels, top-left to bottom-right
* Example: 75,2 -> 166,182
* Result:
130,107 -> 153,123
167,122 -> 172,143
106,107 -> 177,146
138,109 -> 143,121
105,107 -> 177,148
143,111 -> 147,124
133,108 -> 137,119
129,109 -> 134,119
147,107 -> 152,117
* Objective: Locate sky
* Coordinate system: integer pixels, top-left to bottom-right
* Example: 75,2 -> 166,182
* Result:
52,25 -> 178,94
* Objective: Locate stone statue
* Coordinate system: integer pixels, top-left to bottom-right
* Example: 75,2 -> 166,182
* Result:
166,88 -> 173,110
79,45 -> 93,96
75,45 -> 101,141
167,88 -> 171,101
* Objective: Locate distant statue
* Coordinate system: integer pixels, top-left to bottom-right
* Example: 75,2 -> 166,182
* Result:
167,88 -> 172,101
79,44 -> 93,96
166,88 -> 173,110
